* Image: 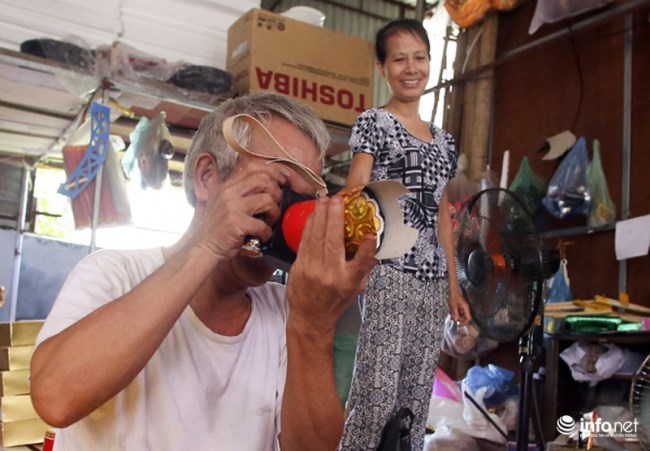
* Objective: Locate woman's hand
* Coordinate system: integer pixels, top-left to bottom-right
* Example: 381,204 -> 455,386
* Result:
448,289 -> 471,325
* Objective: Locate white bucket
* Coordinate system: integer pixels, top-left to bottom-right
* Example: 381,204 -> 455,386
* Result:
280,6 -> 326,27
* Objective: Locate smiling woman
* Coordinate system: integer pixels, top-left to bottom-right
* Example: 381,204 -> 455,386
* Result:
339,18 -> 470,451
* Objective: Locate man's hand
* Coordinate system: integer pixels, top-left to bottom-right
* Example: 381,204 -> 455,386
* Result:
286,195 -> 376,334
281,195 -> 376,451
189,157 -> 292,262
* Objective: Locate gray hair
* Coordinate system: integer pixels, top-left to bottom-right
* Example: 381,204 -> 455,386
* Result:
183,92 -> 330,206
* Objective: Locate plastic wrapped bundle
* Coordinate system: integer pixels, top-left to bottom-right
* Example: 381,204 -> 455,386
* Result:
543,137 -> 592,219
168,64 -> 232,97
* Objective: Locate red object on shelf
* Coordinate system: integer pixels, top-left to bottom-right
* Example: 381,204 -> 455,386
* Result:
43,429 -> 55,451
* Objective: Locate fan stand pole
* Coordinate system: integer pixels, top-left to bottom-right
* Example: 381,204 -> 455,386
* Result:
516,331 -> 535,451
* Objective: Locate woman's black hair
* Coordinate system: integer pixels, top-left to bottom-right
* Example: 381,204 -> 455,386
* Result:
375,18 -> 431,64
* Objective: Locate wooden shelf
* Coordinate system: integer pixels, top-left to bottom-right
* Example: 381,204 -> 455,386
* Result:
0,47 -> 352,163
543,331 -> 650,441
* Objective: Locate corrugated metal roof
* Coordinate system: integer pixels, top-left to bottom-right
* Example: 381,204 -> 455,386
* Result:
0,0 -> 259,68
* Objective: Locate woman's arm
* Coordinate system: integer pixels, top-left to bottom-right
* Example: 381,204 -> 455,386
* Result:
438,189 -> 471,325
345,153 -> 375,187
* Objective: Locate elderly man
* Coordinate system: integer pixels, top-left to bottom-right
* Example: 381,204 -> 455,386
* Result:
30,92 -> 376,450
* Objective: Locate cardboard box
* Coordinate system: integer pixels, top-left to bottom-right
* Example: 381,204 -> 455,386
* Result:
227,8 -> 374,126
0,417 -> 48,447
0,321 -> 43,347
0,370 -> 30,396
0,345 -> 35,371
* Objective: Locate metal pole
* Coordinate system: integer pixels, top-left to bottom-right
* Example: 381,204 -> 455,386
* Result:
90,88 -> 109,252
89,158 -> 103,252
415,0 -> 425,22
618,14 -> 633,295
9,166 -> 30,321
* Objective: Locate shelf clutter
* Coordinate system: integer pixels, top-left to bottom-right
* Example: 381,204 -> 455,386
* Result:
545,294 -> 650,334
0,320 -> 49,448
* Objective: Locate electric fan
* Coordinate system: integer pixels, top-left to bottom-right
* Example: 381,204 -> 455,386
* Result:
455,188 -> 559,451
630,353 -> 650,449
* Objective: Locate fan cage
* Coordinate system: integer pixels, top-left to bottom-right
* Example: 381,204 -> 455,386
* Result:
455,188 -> 544,343
630,353 -> 650,449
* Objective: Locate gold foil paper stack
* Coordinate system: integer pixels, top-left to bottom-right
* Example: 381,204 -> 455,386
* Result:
0,320 -> 50,447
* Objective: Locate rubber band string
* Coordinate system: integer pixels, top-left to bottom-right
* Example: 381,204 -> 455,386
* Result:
222,114 -> 328,197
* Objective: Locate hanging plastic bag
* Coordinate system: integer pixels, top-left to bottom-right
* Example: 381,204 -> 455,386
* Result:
62,144 -> 132,229
441,314 -> 499,360
529,0 -> 614,34
547,260 -> 573,303
587,139 -> 616,227
543,137 -> 592,219
447,153 -> 479,229
122,112 -> 174,190
508,156 -> 547,221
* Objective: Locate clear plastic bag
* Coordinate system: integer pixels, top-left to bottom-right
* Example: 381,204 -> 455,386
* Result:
529,0 -> 614,34
441,314 -> 499,360
20,35 -> 99,99
121,113 -> 174,190
543,137 -> 592,219
95,42 -> 180,83
587,139 -> 616,227
448,153 -> 480,232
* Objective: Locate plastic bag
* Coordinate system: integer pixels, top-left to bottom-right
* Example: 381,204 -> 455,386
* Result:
426,385 -> 507,445
508,156 -> 547,221
543,137 -> 592,219
62,144 -> 132,229
168,64 -> 233,97
432,367 -> 462,402
547,261 -> 573,303
441,315 -> 499,360
424,425 -> 479,451
447,154 -> 479,229
95,41 -> 180,83
529,0 -> 614,34
463,364 -> 518,409
559,341 -> 627,385
21,36 -> 99,98
461,380 -> 509,444
446,0 -> 520,29
587,139 -> 616,227
122,113 -> 174,190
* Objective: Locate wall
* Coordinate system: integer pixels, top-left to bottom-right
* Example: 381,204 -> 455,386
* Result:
489,0 -> 650,307
0,229 -> 88,321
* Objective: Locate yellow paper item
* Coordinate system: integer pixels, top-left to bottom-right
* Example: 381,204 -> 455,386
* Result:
0,417 -> 48,447
0,395 -> 39,422
0,321 -> 44,347
0,345 -> 35,371
0,370 -> 30,396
